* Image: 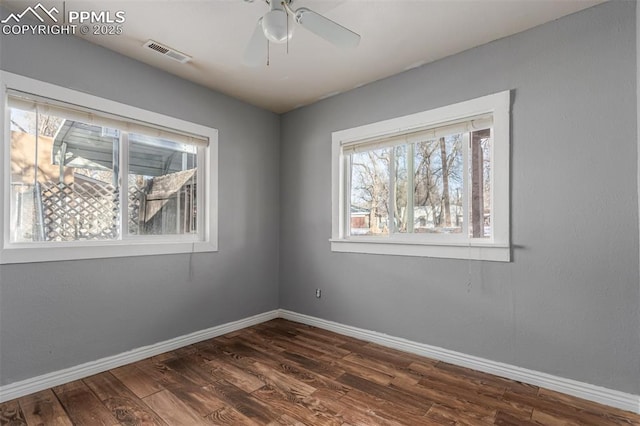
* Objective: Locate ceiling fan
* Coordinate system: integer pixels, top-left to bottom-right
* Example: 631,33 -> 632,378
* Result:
243,0 -> 361,67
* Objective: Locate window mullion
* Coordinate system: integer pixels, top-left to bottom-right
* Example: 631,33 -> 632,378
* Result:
197,146 -> 206,240
119,132 -> 129,240
462,132 -> 470,240
389,148 -> 395,234
344,155 -> 352,238
407,143 -> 415,234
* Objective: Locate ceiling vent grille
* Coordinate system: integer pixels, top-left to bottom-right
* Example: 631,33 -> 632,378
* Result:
143,40 -> 192,64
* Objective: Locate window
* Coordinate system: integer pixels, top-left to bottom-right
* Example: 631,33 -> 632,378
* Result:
331,91 -> 510,261
1,71 -> 218,263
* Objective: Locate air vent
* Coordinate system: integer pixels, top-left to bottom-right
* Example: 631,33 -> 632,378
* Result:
143,40 -> 192,64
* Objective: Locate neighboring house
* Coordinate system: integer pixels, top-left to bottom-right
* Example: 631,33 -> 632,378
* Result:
349,205 -> 370,234
10,131 -> 73,185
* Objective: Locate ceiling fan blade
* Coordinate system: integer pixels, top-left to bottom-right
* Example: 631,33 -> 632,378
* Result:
243,18 -> 267,67
295,8 -> 360,48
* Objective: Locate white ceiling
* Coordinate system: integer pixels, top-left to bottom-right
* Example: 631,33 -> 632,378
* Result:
2,0 -> 605,113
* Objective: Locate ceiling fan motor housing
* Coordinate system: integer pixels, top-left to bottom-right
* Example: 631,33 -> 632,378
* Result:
262,1 -> 292,43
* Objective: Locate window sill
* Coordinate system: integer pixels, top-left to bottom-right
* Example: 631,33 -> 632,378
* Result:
0,240 -> 217,264
330,239 -> 510,262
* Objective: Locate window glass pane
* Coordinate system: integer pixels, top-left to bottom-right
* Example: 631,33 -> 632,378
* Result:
393,145 -> 409,233
470,129 -> 491,238
413,134 -> 463,234
9,107 -> 120,242
128,135 -> 197,236
349,148 -> 390,236
9,107 -> 37,243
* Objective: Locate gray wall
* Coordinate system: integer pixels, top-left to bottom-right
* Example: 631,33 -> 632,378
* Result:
0,13 -> 280,385
280,0 -> 640,394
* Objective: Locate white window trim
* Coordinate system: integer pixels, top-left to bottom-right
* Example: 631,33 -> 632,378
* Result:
331,91 -> 511,262
0,71 -> 218,264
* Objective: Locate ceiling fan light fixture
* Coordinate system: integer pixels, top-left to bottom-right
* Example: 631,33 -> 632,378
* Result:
261,9 -> 291,44
242,0 -> 360,67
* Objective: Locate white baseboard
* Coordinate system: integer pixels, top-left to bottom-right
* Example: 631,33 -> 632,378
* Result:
2,308 -> 639,415
0,310 -> 279,403
279,309 -> 640,415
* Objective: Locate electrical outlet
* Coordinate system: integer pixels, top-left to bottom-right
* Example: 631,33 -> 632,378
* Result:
315,289 -> 321,298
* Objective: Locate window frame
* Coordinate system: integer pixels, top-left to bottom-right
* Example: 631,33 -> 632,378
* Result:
331,91 -> 510,262
0,71 -> 218,264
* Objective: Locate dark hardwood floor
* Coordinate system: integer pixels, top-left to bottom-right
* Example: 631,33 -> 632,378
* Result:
1,319 -> 639,425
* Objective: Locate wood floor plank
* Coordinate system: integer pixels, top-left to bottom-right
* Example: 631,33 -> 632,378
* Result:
53,380 -> 120,426
332,357 -> 395,386
136,352 -> 232,418
234,332 -> 290,356
425,403 -> 495,425
5,319 -> 640,426
110,364 -> 165,398
390,373 -> 419,388
226,344 -> 351,397
537,387 -> 640,423
83,372 -> 168,426
250,361 -> 317,396
337,373 -> 431,416
165,384 -> 228,418
207,380 -> 281,424
327,398 -> 405,426
267,413 -> 307,425
393,371 -> 498,419
309,388 -> 350,417
206,405 -> 262,425
292,324 -> 371,348
207,341 -> 321,399
294,327 -> 359,348
343,352 -> 425,385
504,379 -> 539,396
252,384 -> 342,426
18,389 -> 72,426
159,355 -> 216,387
417,377 -> 530,418
279,351 -> 346,380
256,328 -> 347,362
531,409 -> 584,425
420,363 -> 507,397
407,359 -> 438,376
503,389 -> 638,426
343,352 -> 401,377
494,410 -> 539,425
338,389 -> 430,425
134,358 -> 183,389
357,341 -> 433,367
256,319 -> 301,334
435,361 -> 517,391
252,330 -> 331,361
415,361 -> 536,419
291,334 -> 352,359
214,341 -> 268,365
207,356 -> 266,393
143,389 -> 208,425
0,399 -> 27,425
